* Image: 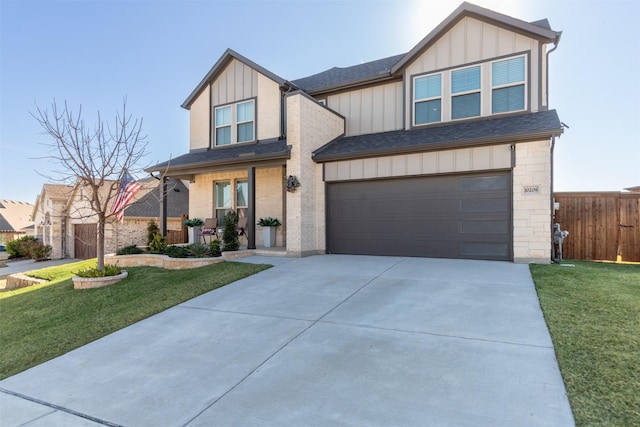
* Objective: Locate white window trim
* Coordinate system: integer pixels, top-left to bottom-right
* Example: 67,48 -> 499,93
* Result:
490,54 -> 528,115
412,73 -> 442,126
411,53 -> 529,127
213,98 -> 256,147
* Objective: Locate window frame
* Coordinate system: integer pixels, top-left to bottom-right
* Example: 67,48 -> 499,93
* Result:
213,98 -> 256,147
450,64 -> 482,121
490,54 -> 527,115
412,73 -> 442,126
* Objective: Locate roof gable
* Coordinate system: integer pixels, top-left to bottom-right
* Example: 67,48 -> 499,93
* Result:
391,2 -> 560,74
0,199 -> 34,232
182,49 -> 290,109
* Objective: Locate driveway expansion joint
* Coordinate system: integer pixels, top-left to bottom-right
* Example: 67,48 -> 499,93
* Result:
0,387 -> 123,427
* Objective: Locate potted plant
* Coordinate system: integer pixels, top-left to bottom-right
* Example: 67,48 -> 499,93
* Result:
257,217 -> 281,248
183,217 -> 204,244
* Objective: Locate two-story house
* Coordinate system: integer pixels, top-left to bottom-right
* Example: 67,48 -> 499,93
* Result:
148,2 -> 563,263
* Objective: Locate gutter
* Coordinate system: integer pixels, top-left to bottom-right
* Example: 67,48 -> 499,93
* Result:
313,129 -> 563,163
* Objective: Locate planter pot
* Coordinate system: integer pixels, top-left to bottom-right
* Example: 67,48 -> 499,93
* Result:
73,270 -> 128,290
262,226 -> 277,248
188,226 -> 202,244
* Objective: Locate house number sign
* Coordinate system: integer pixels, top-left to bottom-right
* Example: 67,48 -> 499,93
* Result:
523,185 -> 540,194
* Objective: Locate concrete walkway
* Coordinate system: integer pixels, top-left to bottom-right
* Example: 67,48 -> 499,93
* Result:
0,255 -> 574,426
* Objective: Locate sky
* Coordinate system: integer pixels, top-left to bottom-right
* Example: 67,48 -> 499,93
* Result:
1,0 -> 639,204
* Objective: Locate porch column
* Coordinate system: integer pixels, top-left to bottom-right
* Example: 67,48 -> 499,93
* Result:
159,177 -> 167,236
247,166 -> 256,249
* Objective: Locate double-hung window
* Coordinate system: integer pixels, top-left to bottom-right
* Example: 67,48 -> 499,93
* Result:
215,181 -> 231,224
214,99 -> 255,146
413,74 -> 442,125
215,106 -> 231,146
236,180 -> 248,219
451,65 -> 481,119
492,56 -> 525,113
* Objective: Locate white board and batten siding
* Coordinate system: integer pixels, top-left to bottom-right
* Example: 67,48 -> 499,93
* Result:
324,144 -> 512,182
189,58 -> 282,150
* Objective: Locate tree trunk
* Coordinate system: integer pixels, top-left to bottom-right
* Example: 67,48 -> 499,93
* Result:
97,213 -> 106,270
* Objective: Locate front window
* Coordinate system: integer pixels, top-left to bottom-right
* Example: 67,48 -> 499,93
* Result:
215,106 -> 231,146
215,181 -> 231,224
236,180 -> 248,219
451,66 -> 481,119
414,73 -> 441,125
214,99 -> 255,146
491,56 -> 525,113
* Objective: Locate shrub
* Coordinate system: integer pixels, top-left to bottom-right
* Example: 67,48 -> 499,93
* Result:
187,243 -> 210,258
148,233 -> 167,254
164,245 -> 189,258
116,245 -> 144,255
209,240 -> 222,257
75,264 -> 122,278
6,236 -> 39,258
147,221 -> 159,245
31,244 -> 52,261
222,210 -> 240,251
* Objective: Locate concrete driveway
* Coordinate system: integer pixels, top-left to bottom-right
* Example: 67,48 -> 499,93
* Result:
0,255 -> 574,426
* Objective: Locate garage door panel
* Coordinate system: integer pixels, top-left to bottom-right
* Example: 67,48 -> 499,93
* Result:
327,171 -> 512,261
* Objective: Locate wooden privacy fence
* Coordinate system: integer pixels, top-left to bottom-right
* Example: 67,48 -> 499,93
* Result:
166,214 -> 188,245
554,192 -> 640,262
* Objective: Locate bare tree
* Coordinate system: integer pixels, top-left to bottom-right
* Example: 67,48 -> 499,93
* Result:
33,99 -> 148,270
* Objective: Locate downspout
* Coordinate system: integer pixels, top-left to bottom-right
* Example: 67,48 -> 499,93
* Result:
545,31 -> 562,108
546,30 -> 561,261
550,135 -> 556,262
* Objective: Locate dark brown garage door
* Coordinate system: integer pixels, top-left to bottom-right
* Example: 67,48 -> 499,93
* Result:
74,223 -> 97,259
326,171 -> 512,261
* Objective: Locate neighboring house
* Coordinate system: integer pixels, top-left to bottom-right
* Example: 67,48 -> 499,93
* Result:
148,2 -> 563,263
0,200 -> 35,243
32,178 -> 189,259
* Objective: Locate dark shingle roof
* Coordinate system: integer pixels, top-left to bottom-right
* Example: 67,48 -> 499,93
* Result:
313,110 -> 563,162
125,178 -> 189,218
291,54 -> 405,93
148,139 -> 290,173
0,214 -> 12,232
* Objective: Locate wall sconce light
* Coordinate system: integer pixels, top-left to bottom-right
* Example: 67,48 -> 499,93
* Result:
286,175 -> 301,193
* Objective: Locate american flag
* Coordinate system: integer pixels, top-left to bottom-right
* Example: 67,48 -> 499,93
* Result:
111,170 -> 142,222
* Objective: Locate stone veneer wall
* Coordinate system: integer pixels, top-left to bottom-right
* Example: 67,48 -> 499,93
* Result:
104,218 -> 183,254
285,92 -> 344,256
512,139 -> 552,263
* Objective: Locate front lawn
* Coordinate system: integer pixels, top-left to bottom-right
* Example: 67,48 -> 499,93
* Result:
530,261 -> 640,426
0,260 -> 270,380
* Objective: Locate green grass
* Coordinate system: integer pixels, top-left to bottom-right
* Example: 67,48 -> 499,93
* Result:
530,261 -> 640,426
0,260 -> 270,380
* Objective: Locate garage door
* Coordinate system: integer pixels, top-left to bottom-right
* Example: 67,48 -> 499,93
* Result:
326,171 -> 512,261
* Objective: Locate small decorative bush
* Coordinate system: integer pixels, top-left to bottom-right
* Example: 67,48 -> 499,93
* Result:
31,244 -> 52,261
148,233 -> 167,254
209,239 -> 222,257
222,210 -> 240,251
183,218 -> 204,227
75,264 -> 122,278
147,221 -> 159,245
257,217 -> 281,227
116,245 -> 145,255
164,245 -> 189,258
187,243 -> 211,258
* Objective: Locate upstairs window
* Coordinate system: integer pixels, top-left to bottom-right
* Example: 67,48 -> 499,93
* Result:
215,106 -> 231,145
451,66 -> 481,119
214,99 -> 255,146
413,73 -> 441,125
492,56 -> 525,113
